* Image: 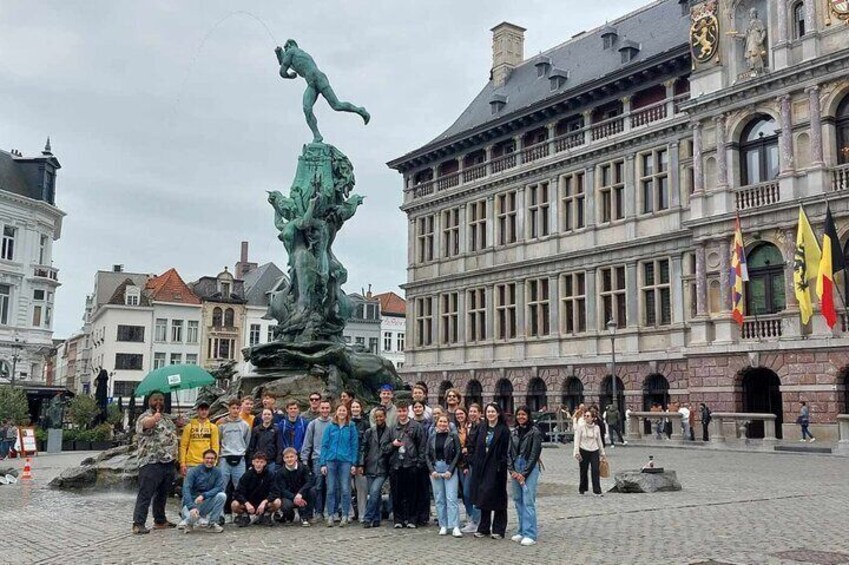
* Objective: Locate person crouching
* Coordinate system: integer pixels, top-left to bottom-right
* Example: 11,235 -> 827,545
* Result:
232,452 -> 276,527
269,447 -> 316,526
180,449 -> 226,533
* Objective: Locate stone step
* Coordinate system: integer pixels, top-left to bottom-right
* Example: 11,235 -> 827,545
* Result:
773,444 -> 833,454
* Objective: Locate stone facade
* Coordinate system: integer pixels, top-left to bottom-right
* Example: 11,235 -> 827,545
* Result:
389,0 -> 849,439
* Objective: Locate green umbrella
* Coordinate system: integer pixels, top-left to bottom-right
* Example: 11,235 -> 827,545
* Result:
135,364 -> 216,397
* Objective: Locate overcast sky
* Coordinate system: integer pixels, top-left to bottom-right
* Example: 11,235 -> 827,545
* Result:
0,0 -> 648,338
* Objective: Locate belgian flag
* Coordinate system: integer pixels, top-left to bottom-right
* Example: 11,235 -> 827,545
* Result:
816,206 -> 846,328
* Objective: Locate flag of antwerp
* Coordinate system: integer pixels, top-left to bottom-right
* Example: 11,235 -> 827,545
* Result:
816,206 -> 846,328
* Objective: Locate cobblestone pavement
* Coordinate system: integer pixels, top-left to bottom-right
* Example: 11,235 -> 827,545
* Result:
1,447 -> 848,565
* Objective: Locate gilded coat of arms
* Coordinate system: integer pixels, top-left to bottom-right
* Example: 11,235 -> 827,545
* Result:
690,0 -> 720,66
831,0 -> 849,21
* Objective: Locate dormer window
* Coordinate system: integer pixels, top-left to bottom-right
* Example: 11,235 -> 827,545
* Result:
535,57 -> 552,78
490,93 -> 508,115
125,286 -> 140,306
221,282 -> 231,298
619,40 -> 640,64
601,25 -> 618,49
549,68 -> 568,91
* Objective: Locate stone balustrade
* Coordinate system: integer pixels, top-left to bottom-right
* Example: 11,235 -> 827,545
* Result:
625,411 -> 684,442
709,412 -> 778,443
838,415 -> 849,455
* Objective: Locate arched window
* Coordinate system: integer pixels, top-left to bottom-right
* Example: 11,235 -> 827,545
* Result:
561,377 -> 584,411
740,116 -> 779,185
746,243 -> 786,315
465,380 -> 483,408
224,308 -> 235,327
495,378 -> 514,416
837,96 -> 849,165
526,377 -> 547,413
212,307 -> 223,328
793,1 -> 806,38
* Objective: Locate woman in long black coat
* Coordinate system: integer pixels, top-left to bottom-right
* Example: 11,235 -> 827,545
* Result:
470,402 -> 510,539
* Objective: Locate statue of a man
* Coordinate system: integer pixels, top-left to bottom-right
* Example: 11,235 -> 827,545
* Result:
737,7 -> 767,74
275,40 -> 370,143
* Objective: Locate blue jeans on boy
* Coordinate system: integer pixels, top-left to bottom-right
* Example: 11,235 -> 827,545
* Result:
430,461 -> 460,529
218,458 -> 245,490
363,475 -> 387,524
801,422 -> 814,440
462,466 -> 480,523
311,460 -> 326,517
511,465 -> 540,541
324,461 -> 352,517
181,491 -> 227,525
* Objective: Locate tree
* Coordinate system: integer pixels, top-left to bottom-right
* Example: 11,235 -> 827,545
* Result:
106,403 -> 123,427
69,395 -> 99,429
0,386 -> 29,425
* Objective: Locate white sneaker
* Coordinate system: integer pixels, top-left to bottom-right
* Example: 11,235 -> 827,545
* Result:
209,523 -> 224,533
461,522 -> 478,533
809,438 -> 816,443
511,534 -> 523,542
452,527 -> 463,538
176,519 -> 188,530
799,438 -> 807,442
439,527 -> 448,536
623,440 -> 628,445
521,537 -> 537,546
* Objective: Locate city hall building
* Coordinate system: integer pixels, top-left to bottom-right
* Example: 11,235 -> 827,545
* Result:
388,0 -> 849,439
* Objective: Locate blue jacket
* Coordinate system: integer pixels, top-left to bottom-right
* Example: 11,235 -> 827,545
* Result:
182,464 -> 224,510
318,422 -> 359,466
278,416 -> 308,453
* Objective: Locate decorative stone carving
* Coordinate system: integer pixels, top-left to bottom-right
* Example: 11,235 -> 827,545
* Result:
690,1 -> 720,67
731,8 -> 768,76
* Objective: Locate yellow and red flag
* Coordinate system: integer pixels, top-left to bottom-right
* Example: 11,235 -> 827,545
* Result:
816,206 -> 846,328
730,216 -> 748,326
793,206 -> 821,324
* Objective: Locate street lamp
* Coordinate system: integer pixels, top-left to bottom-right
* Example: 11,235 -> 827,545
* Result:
607,320 -> 619,416
9,337 -> 22,388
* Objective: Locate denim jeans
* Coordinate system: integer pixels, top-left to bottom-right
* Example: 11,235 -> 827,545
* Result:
801,423 -> 814,439
218,458 -> 245,490
430,468 -> 460,529
324,460 -> 352,517
311,460 -> 326,517
181,492 -> 227,525
363,475 -> 387,524
511,465 -> 540,541
461,466 -> 480,523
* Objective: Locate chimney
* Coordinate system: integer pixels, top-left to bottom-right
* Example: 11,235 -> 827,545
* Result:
235,241 -> 257,279
366,284 -> 373,299
112,264 -> 124,273
240,241 -> 249,263
491,22 -> 526,88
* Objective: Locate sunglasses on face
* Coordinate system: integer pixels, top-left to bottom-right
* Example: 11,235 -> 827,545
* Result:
310,397 -> 320,402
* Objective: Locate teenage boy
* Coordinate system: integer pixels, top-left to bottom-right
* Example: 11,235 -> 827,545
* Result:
278,400 -> 308,455
219,398 -> 252,523
254,392 -> 285,427
300,399 -> 332,521
304,392 -> 322,422
269,447 -> 316,526
411,385 -> 433,422
388,402 -> 426,529
180,449 -> 226,533
232,452 -> 276,527
180,401 -> 219,476
359,407 -> 392,528
370,384 -> 398,429
240,397 -> 256,428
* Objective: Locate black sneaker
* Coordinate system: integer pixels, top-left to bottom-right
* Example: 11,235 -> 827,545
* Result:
363,522 -> 372,529
234,515 -> 251,528
132,524 -> 150,535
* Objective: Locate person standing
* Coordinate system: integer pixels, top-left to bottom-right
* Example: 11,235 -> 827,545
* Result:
650,403 -> 664,440
461,403 -> 483,533
301,399 -> 332,521
471,403 -> 510,540
319,403 -> 359,527
247,408 -> 279,473
239,397 -> 256,428
572,404 -> 586,431
411,384 -> 433,422
278,400 -> 308,455
426,414 -> 463,537
604,403 -> 626,446
304,392 -> 323,422
388,402 -> 426,529
5,420 -> 19,458
349,399 -> 369,522
180,401 -> 219,476
799,401 -> 816,442
454,407 -> 472,527
218,398 -> 252,523
699,402 -> 711,441
444,388 -> 462,423
359,406 -> 392,528
508,406 -> 543,546
370,384 -> 398,428
678,403 -> 691,441
269,448 -> 315,526
132,392 -> 180,534
231,452 -> 275,527
179,449 -> 226,533
574,410 -> 606,497
0,420 -> 8,460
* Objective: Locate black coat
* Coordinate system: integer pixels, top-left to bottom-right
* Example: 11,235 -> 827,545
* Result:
425,430 -> 462,475
508,425 -> 543,478
247,423 -> 279,464
268,463 -> 313,502
389,419 -> 426,470
233,467 -> 274,506
359,424 -> 392,477
470,422 -> 510,511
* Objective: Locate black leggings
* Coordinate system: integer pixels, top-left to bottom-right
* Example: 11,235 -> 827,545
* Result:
478,508 -> 507,536
578,448 -> 601,495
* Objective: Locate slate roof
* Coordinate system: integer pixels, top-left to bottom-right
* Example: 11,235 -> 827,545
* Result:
94,271 -> 151,308
190,276 -> 247,304
107,278 -> 151,306
373,291 -> 406,316
243,262 -> 286,307
146,268 -> 201,305
391,0 -> 689,163
0,145 -> 60,203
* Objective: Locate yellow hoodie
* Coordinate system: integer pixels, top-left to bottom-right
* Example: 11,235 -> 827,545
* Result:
180,418 -> 220,467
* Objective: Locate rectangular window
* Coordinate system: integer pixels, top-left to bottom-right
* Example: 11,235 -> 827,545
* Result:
561,272 -> 587,334
39,235 -> 48,265
343,335 -> 352,344
249,323 -> 261,346
32,305 -> 42,327
171,320 -> 184,343
642,259 -> 672,326
1,226 -> 15,261
640,148 -> 669,214
155,318 -> 167,342
185,353 -> 198,365
170,353 -> 182,365
187,320 -> 199,344
496,191 -> 518,245
115,353 -> 143,371
527,278 -> 551,337
215,338 -> 234,360
560,171 -> 586,232
0,285 -> 9,325
113,381 -> 137,398
415,297 -> 434,346
355,336 -> 365,346
467,287 -> 487,342
598,160 -> 625,223
116,325 -> 145,342
45,307 -> 52,327
368,337 -> 379,354
154,352 -> 165,369
33,289 -> 45,301
527,182 -> 550,239
267,326 -> 275,343
468,200 -> 487,252
416,215 -> 435,263
442,208 -> 461,258
495,282 -> 517,339
383,331 -> 392,352
125,292 -> 139,306
441,292 -> 459,344
599,265 -> 627,328
397,332 -> 405,352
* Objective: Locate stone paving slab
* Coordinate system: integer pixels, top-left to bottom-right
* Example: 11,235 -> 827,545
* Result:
1,447 -> 847,564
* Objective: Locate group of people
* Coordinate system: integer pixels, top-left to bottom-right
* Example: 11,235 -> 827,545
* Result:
0,419 -> 19,459
132,384 -> 545,546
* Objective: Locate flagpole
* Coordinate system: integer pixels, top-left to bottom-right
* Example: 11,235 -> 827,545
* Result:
820,197 -> 849,330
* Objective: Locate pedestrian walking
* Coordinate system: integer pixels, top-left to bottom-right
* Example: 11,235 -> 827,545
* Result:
179,449 -> 226,533
132,392 -> 179,534
231,451 -> 275,527
319,403 -> 359,527
426,414 -> 463,537
179,401 -> 219,476
349,399 -> 370,522
300,399 -> 332,521
508,406 -> 543,546
359,406 -> 392,528
574,410 -> 606,497
798,401 -> 816,442
471,403 -> 510,540
389,401 -> 426,529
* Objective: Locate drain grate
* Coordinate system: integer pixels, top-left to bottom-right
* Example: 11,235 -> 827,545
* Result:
772,550 -> 849,565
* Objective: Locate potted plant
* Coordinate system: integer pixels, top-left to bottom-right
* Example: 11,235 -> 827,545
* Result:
75,429 -> 93,451
34,428 -> 47,452
90,423 -> 113,451
62,428 -> 77,451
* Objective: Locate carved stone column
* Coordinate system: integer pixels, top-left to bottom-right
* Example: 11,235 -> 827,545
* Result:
695,242 -> 707,316
778,95 -> 794,174
692,122 -> 704,194
807,85 -> 824,166
776,0 -> 788,44
714,115 -> 728,188
783,228 -> 799,308
719,237 -> 732,311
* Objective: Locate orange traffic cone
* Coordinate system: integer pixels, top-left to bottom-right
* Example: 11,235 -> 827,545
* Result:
21,457 -> 32,480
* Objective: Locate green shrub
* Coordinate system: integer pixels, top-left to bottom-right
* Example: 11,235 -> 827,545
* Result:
34,428 -> 47,442
0,386 -> 29,425
91,423 -> 112,442
106,403 -> 123,427
68,395 -> 99,429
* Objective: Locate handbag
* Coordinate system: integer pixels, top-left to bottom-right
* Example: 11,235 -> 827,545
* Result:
599,457 -> 610,478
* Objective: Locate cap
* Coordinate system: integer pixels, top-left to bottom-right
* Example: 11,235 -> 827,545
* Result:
379,384 -> 394,392
197,401 -> 211,409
